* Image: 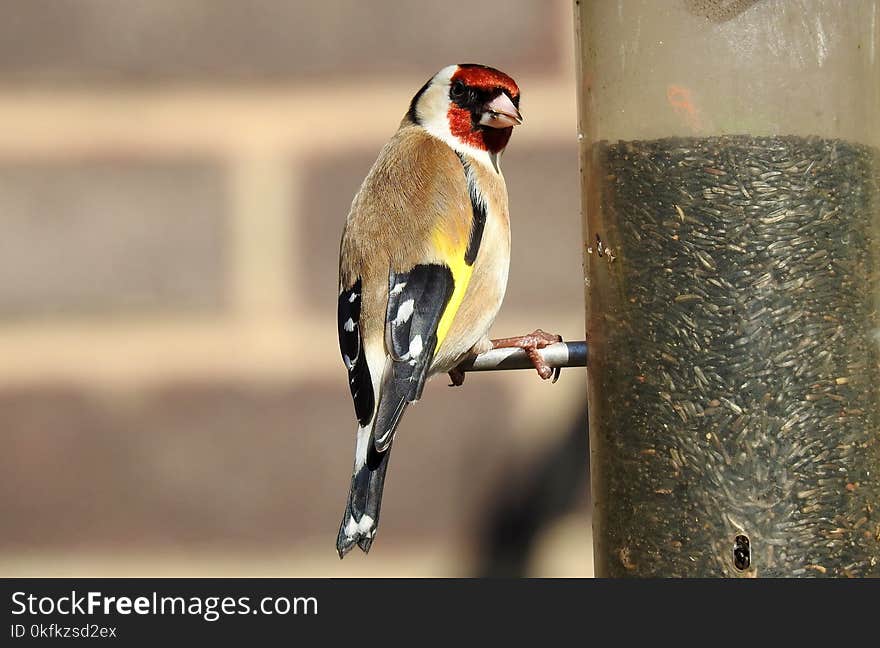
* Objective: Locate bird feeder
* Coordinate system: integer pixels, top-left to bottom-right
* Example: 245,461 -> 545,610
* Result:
575,0 -> 880,576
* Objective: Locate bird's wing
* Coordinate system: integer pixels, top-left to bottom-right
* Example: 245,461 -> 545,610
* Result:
337,278 -> 374,427
339,126 -> 478,452
372,263 -> 455,451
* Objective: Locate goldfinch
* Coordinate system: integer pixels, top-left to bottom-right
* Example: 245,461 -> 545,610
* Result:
336,63 -> 560,557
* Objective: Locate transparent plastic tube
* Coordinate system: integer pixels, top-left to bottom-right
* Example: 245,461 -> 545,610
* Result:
575,0 -> 880,577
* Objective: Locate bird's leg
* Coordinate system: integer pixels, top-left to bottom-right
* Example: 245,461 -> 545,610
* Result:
490,329 -> 563,381
447,366 -> 466,387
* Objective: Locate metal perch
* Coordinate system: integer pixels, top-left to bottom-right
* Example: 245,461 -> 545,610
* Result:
458,341 -> 588,373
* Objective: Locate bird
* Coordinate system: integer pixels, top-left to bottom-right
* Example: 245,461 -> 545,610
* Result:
336,63 -> 561,558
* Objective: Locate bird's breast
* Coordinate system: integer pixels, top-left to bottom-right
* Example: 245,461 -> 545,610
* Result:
431,183 -> 511,372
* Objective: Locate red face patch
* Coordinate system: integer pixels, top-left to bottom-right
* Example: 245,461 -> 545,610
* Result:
447,65 -> 519,153
451,65 -> 520,100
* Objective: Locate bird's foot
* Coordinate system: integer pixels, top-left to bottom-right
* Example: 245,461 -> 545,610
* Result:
447,366 -> 466,387
491,329 -> 563,382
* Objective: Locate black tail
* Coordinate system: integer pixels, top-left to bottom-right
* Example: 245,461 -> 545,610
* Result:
336,443 -> 392,558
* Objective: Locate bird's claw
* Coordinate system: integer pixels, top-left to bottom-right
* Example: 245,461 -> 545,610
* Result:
491,328 -> 564,382
448,366 -> 466,387
524,346 -> 553,380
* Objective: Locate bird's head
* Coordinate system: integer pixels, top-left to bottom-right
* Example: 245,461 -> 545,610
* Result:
407,64 -> 522,164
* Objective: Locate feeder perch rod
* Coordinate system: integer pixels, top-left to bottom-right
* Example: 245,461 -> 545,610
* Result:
459,341 -> 588,373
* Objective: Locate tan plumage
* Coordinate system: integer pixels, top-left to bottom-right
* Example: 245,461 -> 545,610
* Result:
336,64 -> 522,557
339,123 -> 511,373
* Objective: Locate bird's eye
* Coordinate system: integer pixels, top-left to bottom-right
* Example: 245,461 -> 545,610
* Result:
450,81 -> 465,98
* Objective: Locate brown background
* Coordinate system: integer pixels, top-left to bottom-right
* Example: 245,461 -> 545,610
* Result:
0,0 -> 590,577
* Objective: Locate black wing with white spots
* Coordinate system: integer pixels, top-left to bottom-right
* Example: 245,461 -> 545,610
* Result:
338,278 -> 374,426
373,264 -> 454,452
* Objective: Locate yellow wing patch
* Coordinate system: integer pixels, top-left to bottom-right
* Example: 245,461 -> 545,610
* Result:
431,229 -> 473,349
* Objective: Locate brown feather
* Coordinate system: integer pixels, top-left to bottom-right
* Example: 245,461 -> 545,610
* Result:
341,125 -> 467,338
339,120 -> 511,374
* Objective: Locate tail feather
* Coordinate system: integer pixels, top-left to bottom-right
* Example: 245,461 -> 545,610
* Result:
337,443 -> 392,558
372,356 -> 423,453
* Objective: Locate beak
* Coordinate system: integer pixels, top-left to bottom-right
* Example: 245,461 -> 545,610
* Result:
479,92 -> 522,129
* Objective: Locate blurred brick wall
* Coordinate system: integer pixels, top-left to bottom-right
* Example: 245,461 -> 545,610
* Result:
0,0 -> 589,576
